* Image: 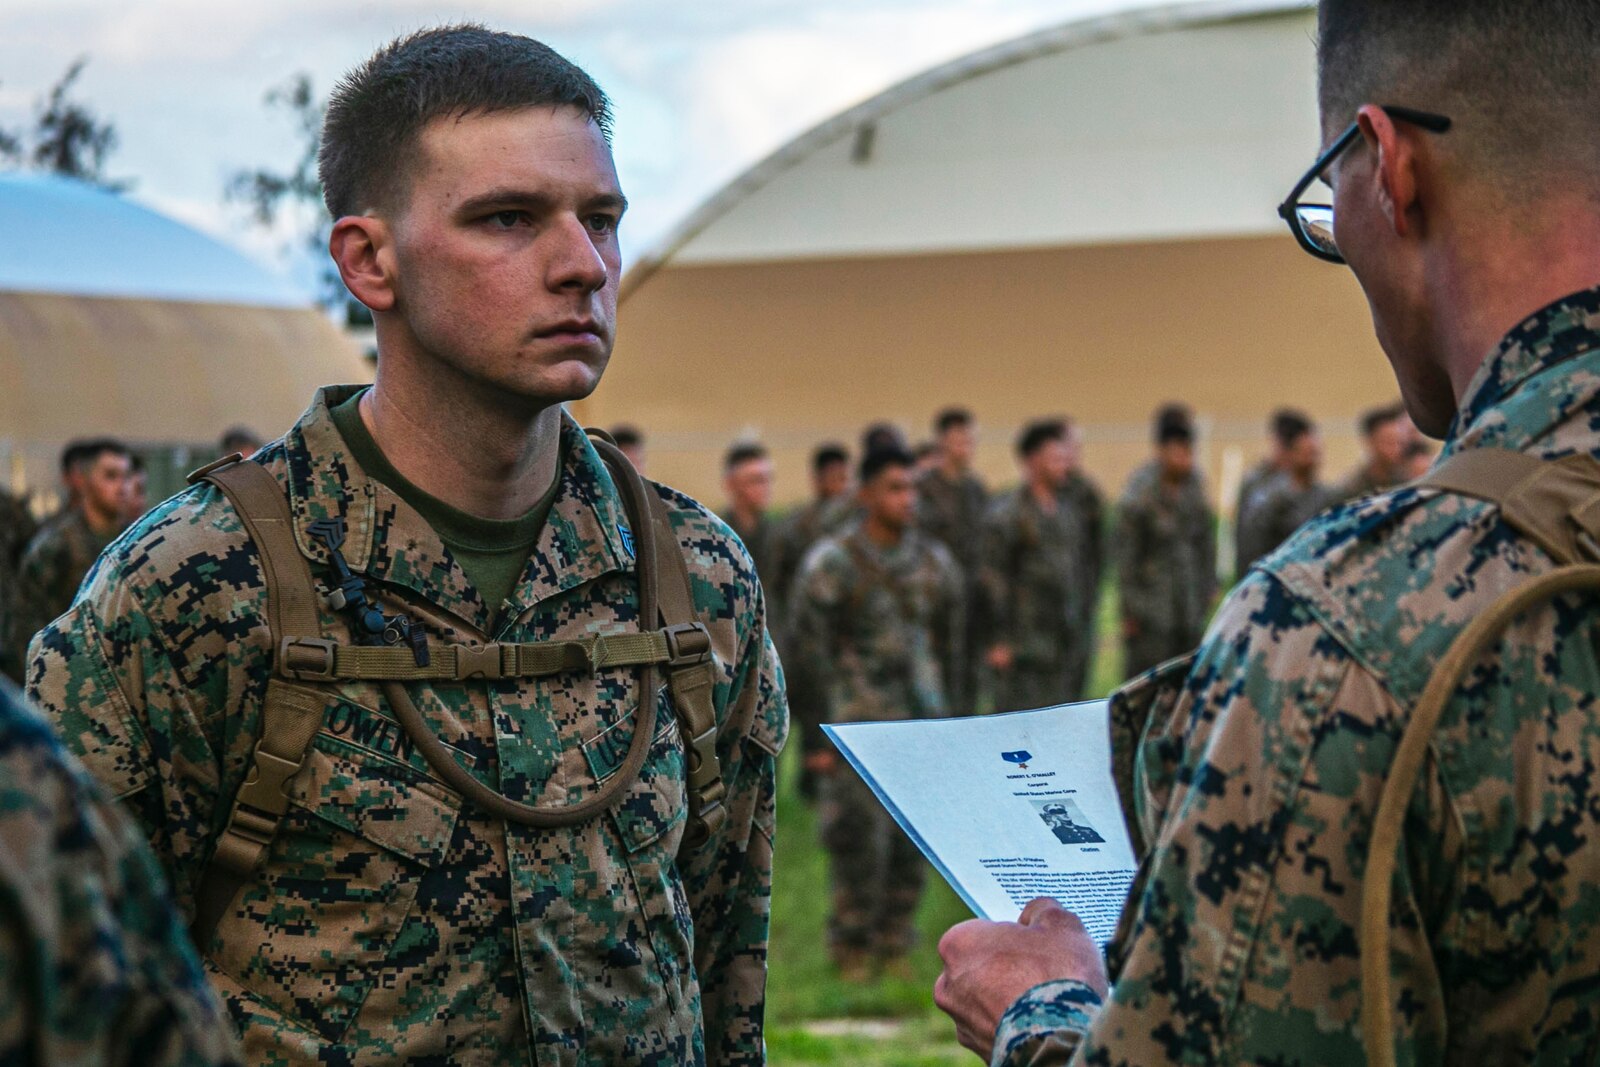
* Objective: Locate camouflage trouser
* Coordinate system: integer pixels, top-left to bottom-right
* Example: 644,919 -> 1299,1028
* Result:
819,763 -> 926,954
1064,618 -> 1096,704
993,659 -> 1075,714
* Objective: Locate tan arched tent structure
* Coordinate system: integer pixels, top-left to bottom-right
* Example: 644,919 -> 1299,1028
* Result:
0,173 -> 371,504
578,0 -> 1403,516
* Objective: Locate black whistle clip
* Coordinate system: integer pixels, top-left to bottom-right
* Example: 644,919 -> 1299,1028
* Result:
307,517 -> 430,665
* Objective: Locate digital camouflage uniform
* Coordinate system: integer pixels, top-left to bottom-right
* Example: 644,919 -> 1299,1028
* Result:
916,466 -> 988,711
1231,457 -> 1278,577
792,524 -> 962,955
1114,462 -> 1216,679
0,489 -> 40,683
992,287 -> 1600,1065
980,489 -> 1085,713
8,506 -> 118,686
1233,471 -> 1338,574
0,679 -> 240,1067
724,511 -> 781,639
27,386 -> 787,1067
1335,460 -> 1399,504
1058,472 -> 1105,702
772,496 -> 853,796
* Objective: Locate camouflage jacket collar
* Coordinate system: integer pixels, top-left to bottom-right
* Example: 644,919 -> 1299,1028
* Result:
282,385 -> 636,636
1447,285 -> 1600,454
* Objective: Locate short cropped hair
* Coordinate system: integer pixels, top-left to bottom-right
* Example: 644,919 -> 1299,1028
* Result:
859,445 -> 915,484
320,24 -> 612,219
934,407 -> 974,435
1016,419 -> 1067,459
724,443 -> 769,473
1271,409 -> 1314,449
812,443 -> 849,475
860,422 -> 906,455
1318,1 -> 1600,193
1154,404 -> 1195,446
610,424 -> 643,449
1359,403 -> 1406,438
61,438 -> 128,475
220,427 -> 262,456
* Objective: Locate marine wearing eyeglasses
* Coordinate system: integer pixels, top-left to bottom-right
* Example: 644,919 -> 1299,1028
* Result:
934,1 -> 1600,1063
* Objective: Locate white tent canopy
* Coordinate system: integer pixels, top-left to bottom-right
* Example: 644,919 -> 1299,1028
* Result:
0,174 -> 370,496
625,0 -> 1318,292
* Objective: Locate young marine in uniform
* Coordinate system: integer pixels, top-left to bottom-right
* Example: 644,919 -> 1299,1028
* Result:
792,446 -> 963,980
980,420 -> 1087,712
28,27 -> 785,1065
1114,406 -> 1217,679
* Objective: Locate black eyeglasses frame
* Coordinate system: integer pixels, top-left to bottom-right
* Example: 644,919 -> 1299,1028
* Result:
1277,105 -> 1453,264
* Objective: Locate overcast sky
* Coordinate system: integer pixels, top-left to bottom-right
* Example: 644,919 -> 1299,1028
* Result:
0,0 -> 1174,297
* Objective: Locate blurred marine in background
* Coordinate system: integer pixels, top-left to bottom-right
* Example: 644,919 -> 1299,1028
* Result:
792,446 -> 963,980
5,438 -> 130,684
1057,420 -> 1105,701
776,442 -> 852,800
980,419 -> 1085,711
1115,405 -> 1216,678
1234,410 -> 1334,572
915,407 -> 988,712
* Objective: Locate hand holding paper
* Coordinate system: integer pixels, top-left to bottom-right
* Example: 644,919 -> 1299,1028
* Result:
935,898 -> 1108,1058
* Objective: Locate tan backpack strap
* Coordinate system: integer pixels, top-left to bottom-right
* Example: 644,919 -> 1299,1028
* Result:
1363,446 -> 1600,1066
382,435 -> 667,831
1417,448 -> 1600,565
643,483 -> 727,850
1362,563 -> 1600,1067
185,457 -> 332,949
276,632 -> 678,682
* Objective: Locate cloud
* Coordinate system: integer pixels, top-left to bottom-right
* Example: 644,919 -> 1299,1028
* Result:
0,0 -> 1173,273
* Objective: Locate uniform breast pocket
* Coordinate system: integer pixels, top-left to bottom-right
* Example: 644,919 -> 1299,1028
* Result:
584,688 -> 696,1004
584,686 -> 686,855
209,727 -> 463,1043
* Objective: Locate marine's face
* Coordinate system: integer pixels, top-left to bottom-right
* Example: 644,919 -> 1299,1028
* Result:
1030,439 -> 1071,489
1369,419 -> 1407,469
864,465 -> 917,531
941,425 -> 976,468
817,461 -> 850,500
385,106 -> 625,407
726,457 -> 774,513
83,453 -> 130,519
1286,432 -> 1321,480
1158,441 -> 1195,481
121,472 -> 148,520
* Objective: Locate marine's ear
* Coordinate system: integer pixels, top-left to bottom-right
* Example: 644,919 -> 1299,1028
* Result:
1355,104 -> 1420,240
329,214 -> 397,314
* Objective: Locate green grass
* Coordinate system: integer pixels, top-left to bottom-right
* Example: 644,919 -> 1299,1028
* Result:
764,584 -> 1125,1064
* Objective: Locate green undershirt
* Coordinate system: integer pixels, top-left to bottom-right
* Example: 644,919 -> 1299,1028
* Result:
329,390 -> 560,624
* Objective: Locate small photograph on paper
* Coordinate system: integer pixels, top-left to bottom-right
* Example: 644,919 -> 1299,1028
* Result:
1030,798 -> 1105,846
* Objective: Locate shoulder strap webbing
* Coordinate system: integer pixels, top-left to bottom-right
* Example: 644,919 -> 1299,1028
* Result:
186,455 -> 332,950
1362,447 -> 1600,1067
641,479 -> 728,850
1415,448 -> 1600,565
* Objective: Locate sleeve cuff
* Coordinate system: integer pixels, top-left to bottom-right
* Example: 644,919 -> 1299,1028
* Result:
989,978 -> 1103,1067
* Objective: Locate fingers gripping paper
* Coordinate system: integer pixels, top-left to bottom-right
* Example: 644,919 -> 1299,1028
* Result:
824,702 -> 1136,942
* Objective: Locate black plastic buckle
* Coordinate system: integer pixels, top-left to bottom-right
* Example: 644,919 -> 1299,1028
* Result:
663,623 -> 712,668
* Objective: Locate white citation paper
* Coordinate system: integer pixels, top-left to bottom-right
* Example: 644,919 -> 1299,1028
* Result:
824,702 -> 1136,943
